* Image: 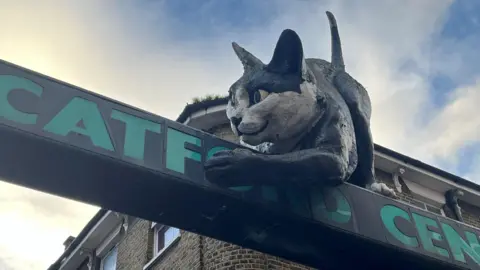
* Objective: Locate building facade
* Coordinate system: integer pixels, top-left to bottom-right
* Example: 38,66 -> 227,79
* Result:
50,98 -> 480,270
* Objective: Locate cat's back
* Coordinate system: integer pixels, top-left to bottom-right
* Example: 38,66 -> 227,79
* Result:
305,58 -> 351,120
305,58 -> 335,80
306,58 -> 372,121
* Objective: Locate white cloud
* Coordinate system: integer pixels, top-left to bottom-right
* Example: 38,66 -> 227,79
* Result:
0,0 -> 479,269
422,79 -> 480,157
465,152 -> 480,182
418,78 -> 480,177
0,182 -> 98,270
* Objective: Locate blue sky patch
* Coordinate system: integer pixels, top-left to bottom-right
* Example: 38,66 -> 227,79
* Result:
455,142 -> 480,177
157,0 -> 281,41
427,0 -> 480,109
428,74 -> 456,107
441,0 -> 480,41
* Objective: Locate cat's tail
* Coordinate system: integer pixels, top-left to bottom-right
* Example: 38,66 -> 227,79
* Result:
326,11 -> 345,71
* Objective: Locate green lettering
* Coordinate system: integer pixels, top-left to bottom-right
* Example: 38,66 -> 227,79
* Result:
412,213 -> 449,258
441,223 -> 480,264
311,187 -> 351,224
111,110 -> 161,160
380,205 -> 419,247
0,75 -> 42,124
166,128 -> 201,174
44,97 -> 114,151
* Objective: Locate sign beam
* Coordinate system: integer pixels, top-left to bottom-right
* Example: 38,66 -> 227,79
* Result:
0,59 -> 479,270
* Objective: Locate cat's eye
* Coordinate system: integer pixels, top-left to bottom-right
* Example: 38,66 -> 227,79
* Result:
253,89 -> 269,104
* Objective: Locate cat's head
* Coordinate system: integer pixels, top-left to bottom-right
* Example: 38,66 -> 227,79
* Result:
226,11 -> 344,147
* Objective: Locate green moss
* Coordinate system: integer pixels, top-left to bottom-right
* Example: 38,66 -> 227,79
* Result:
191,94 -> 225,104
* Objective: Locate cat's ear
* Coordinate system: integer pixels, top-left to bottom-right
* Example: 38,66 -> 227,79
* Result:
232,42 -> 264,73
266,29 -> 308,79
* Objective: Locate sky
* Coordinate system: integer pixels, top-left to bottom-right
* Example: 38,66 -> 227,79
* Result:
0,0 -> 479,269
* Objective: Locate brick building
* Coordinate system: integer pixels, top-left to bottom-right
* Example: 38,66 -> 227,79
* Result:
49,97 -> 480,270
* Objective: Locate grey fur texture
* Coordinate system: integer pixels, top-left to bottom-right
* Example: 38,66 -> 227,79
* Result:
204,11 -> 396,198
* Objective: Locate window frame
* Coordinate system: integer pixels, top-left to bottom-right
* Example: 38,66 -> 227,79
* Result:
409,197 -> 446,216
100,244 -> 118,270
152,222 -> 180,256
144,222 -> 181,270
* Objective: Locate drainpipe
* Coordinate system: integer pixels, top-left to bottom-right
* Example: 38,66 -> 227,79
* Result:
445,189 -> 464,222
82,249 -> 99,270
392,167 -> 405,194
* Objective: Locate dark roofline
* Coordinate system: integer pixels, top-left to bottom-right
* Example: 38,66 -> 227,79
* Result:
48,209 -> 108,270
176,96 -> 229,123
177,97 -> 480,192
374,144 -> 480,191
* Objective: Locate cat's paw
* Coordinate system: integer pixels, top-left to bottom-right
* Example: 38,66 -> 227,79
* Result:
204,148 -> 257,186
370,182 -> 398,199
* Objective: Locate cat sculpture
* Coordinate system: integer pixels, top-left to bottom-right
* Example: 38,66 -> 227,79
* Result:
204,11 -> 396,198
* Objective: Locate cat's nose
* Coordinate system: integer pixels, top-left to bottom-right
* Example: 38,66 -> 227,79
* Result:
231,117 -> 242,127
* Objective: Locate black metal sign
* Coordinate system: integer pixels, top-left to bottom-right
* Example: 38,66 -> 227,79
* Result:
0,59 -> 479,270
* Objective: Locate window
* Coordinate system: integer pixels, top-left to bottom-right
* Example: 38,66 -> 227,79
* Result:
152,223 -> 180,256
409,198 -> 445,216
144,223 -> 181,269
100,246 -> 118,270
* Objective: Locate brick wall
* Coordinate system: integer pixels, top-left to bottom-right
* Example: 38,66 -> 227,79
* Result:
203,238 -> 265,270
117,220 -> 150,270
203,237 -> 314,270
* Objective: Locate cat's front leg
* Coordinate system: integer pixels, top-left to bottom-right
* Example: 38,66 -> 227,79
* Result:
204,148 -> 264,187
204,146 -> 351,188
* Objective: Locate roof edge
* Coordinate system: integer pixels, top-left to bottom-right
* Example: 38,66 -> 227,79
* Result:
48,209 -> 108,270
374,144 -> 479,191
176,96 -> 229,123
